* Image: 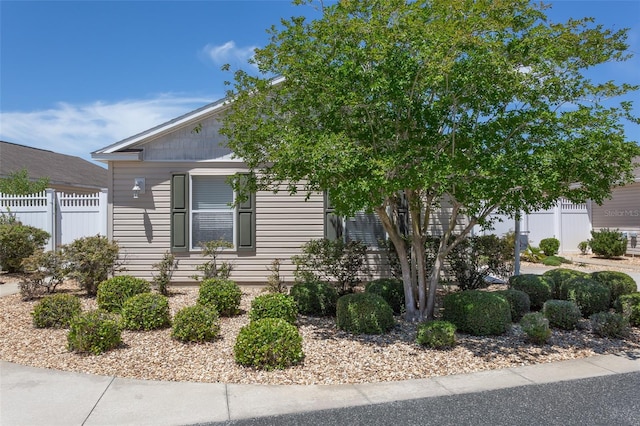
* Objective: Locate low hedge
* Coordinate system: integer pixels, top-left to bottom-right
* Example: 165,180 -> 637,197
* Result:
121,293 -> 171,331
234,318 -> 304,370
336,293 -> 394,335
171,305 -> 220,343
543,300 -> 581,330
32,294 -> 82,328
561,277 -> 610,317
365,278 -> 405,314
590,271 -> 637,307
198,278 -> 242,316
249,293 -> 298,324
508,274 -> 553,310
289,280 -> 338,316
615,293 -> 640,326
416,320 -> 456,349
96,275 -> 151,313
543,269 -> 588,299
590,312 -> 628,338
520,312 -> 551,345
442,290 -> 511,336
494,289 -> 530,322
67,310 -> 122,355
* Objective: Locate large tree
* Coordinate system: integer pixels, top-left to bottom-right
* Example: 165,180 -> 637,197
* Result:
221,0 -> 639,320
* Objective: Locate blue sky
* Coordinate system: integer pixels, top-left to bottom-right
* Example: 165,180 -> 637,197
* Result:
1,1 -> 639,166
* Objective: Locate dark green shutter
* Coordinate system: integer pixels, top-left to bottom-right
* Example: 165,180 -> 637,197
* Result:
236,174 -> 256,252
397,191 -> 409,237
324,192 -> 343,241
170,173 -> 189,252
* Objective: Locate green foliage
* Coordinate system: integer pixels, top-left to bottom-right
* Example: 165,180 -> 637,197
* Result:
590,312 -> 629,338
292,238 -> 368,295
19,249 -> 69,300
590,271 -> 637,307
520,246 -> 546,264
289,280 -> 338,316
234,318 -> 304,370
0,168 -> 49,195
442,291 -> 511,336
121,293 -> 171,331
152,251 -> 178,296
67,310 -> 122,355
520,312 -> 551,345
542,268 -> 589,299
543,300 -> 582,330
494,289 -> 531,322
542,256 -> 571,267
539,238 -> 560,256
191,239 -> 233,281
588,228 -> 628,258
249,293 -> 298,324
171,305 -> 220,343
562,277 -> 611,317
96,275 -> 151,313
197,278 -> 242,316
508,274 -> 553,310
416,320 -> 456,349
615,293 -> 640,326
578,241 -> 589,255
336,292 -> 394,335
31,294 -> 82,328
63,235 -> 121,296
0,219 -> 49,273
265,258 -> 287,294
365,278 -> 405,314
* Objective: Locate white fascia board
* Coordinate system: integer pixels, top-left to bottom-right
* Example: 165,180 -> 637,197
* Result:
91,152 -> 143,162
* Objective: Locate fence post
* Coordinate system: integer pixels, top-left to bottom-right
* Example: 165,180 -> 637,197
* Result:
99,188 -> 108,236
45,189 -> 56,251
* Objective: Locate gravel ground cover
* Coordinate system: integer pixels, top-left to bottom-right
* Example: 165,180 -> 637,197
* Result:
1,277 -> 639,385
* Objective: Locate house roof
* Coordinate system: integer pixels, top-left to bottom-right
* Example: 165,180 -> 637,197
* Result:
0,141 -> 108,190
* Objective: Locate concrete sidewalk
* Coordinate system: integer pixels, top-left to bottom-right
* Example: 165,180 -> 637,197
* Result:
2,352 -> 640,426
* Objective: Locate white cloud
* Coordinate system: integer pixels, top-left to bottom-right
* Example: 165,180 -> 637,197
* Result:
201,41 -> 257,68
0,95 -> 214,164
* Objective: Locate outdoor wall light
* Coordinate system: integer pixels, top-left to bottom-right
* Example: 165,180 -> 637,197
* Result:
132,178 -> 145,199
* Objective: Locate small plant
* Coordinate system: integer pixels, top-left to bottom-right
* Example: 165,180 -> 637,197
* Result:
365,278 -> 405,314
590,271 -> 637,307
171,305 -> 220,343
197,278 -> 242,316
520,245 -> 545,263
590,312 -> 628,338
152,251 -> 178,296
336,292 -> 395,334
20,249 -> 69,295
520,312 -> 551,345
32,294 -> 82,328
442,290 -> 512,336
508,274 -> 553,310
0,219 -> 50,273
191,239 -> 233,281
615,293 -> 640,326
249,293 -> 298,324
121,293 -> 171,331
578,241 -> 589,255
494,289 -> 531,322
543,300 -> 581,330
63,235 -> 122,296
289,280 -> 339,316
539,238 -> 560,256
588,228 -> 627,258
264,258 -> 287,293
561,277 -> 610,317
234,318 -> 304,370
416,320 -> 456,349
542,256 -> 571,267
543,268 -> 589,299
96,275 -> 151,313
67,310 -> 122,355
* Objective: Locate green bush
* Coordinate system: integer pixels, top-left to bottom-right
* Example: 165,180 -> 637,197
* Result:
578,241 -> 589,255
67,310 -> 122,355
543,300 -> 581,330
171,305 -> 220,343
152,251 -> 178,296
508,274 -> 553,310
539,238 -> 560,256
542,256 -> 571,267
336,292 -> 394,334
96,275 -> 151,313
365,278 -> 405,314
615,293 -> 640,326
494,289 -> 530,322
561,277 -> 610,317
121,293 -> 171,331
31,294 -> 82,328
520,312 -> 551,345
589,228 -> 627,258
249,293 -> 298,324
197,278 -> 242,316
21,249 -> 69,295
289,280 -> 338,316
590,312 -> 628,338
63,235 -> 121,296
0,219 -> 50,273
416,320 -> 456,349
542,268 -> 588,299
234,318 -> 304,370
590,271 -> 637,307
442,290 -> 511,336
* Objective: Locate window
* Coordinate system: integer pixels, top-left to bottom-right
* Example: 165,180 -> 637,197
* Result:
324,193 -> 386,249
191,175 -> 234,249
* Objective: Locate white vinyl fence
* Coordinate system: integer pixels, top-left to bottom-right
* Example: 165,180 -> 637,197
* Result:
0,189 -> 107,251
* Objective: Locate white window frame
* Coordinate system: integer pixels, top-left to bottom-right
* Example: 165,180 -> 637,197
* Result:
189,174 -> 236,251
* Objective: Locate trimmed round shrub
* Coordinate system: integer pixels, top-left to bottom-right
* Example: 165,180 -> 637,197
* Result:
494,289 -> 530,322
520,312 -> 551,345
542,268 -> 589,299
508,274 -> 553,310
289,280 -> 338,316
365,278 -> 405,314
543,300 -> 581,330
539,238 -> 560,256
96,275 -> 151,313
615,293 -> 640,326
234,318 -> 304,370
561,277 -> 610,317
121,293 -> 171,331
590,312 -> 628,338
67,309 -> 122,355
197,278 -> 242,316
589,228 -> 627,258
250,293 -> 298,324
416,320 -> 456,349
590,271 -> 637,307
336,293 -> 395,335
442,290 -> 511,336
171,305 -> 220,343
32,294 -> 82,328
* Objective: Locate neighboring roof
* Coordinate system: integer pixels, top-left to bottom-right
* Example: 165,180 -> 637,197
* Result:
0,141 -> 108,190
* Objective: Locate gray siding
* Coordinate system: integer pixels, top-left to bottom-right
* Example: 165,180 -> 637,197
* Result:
592,182 -> 640,256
